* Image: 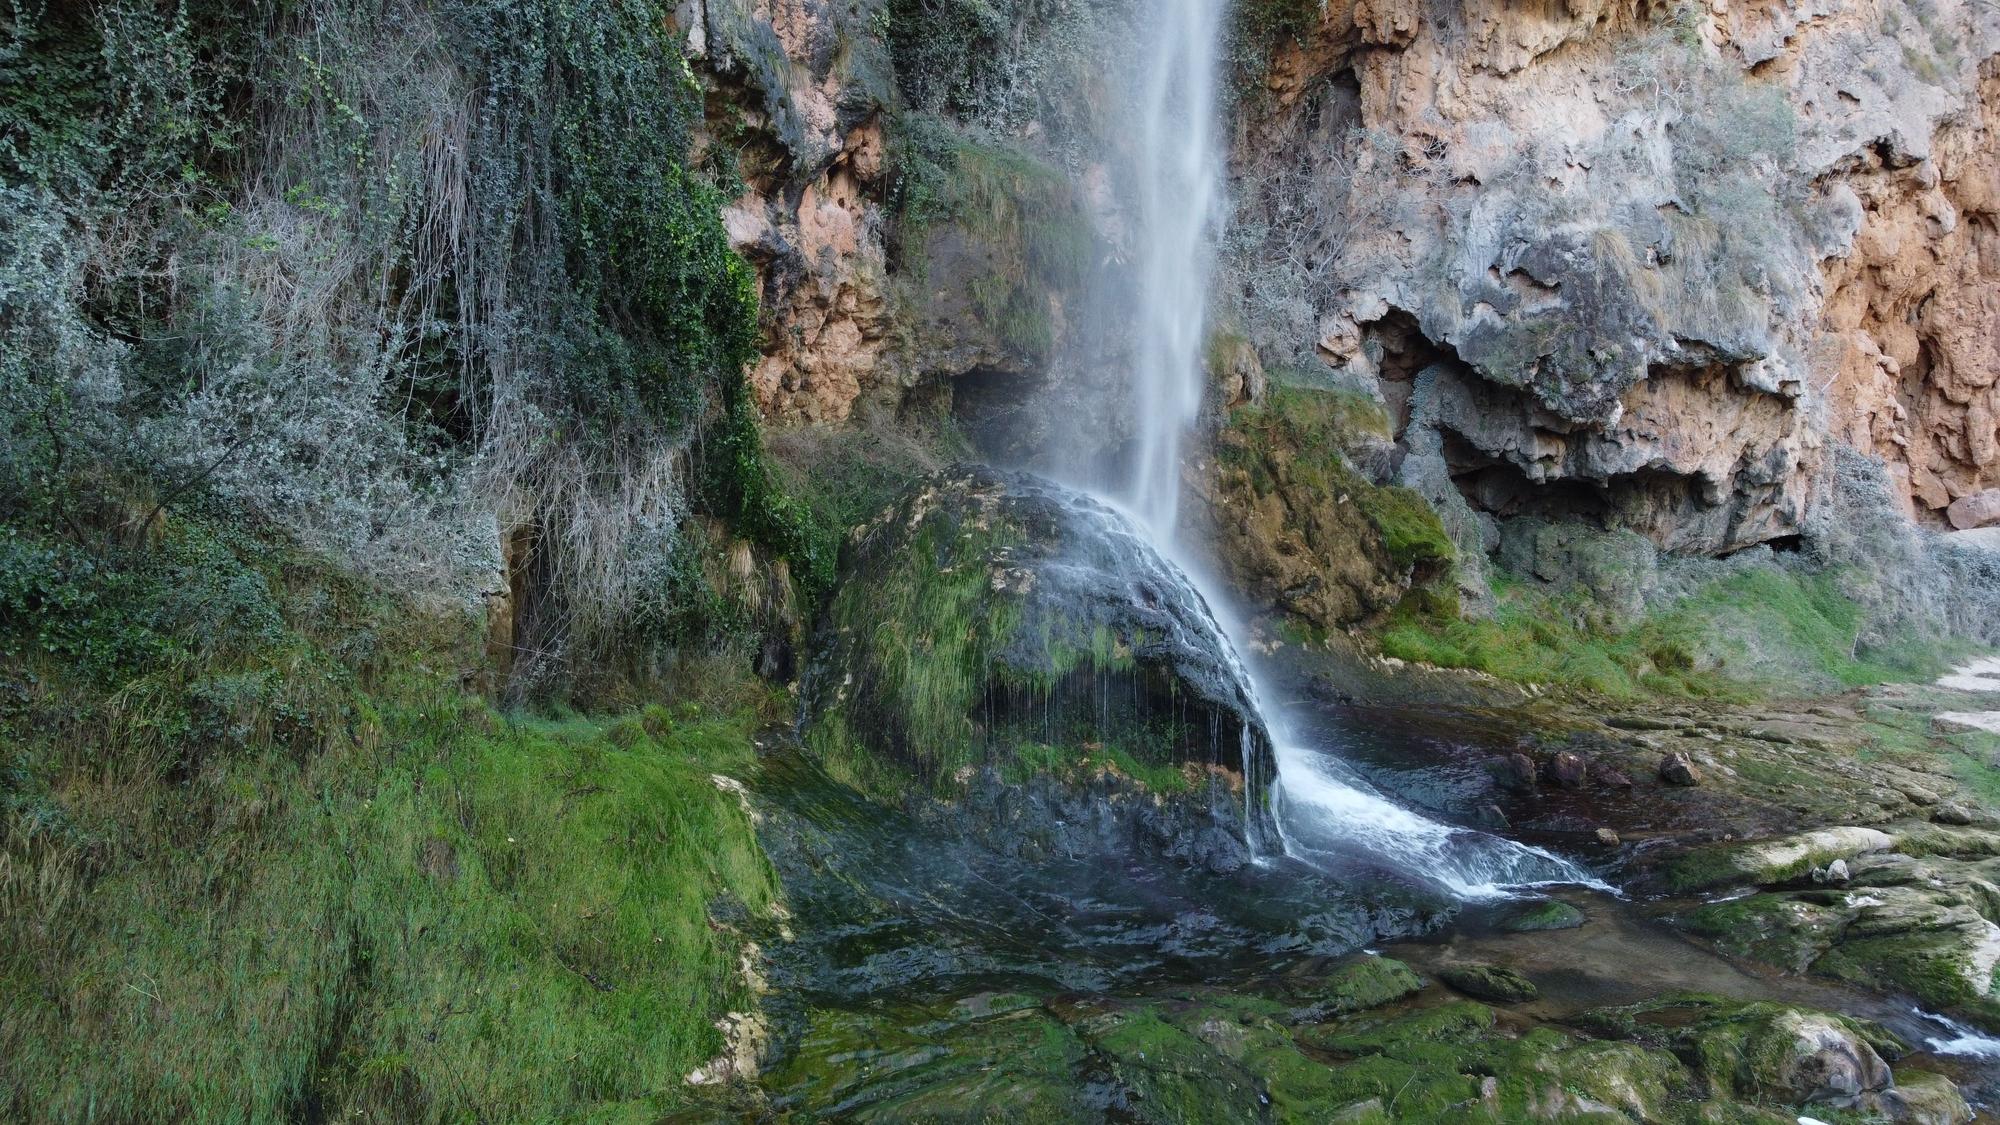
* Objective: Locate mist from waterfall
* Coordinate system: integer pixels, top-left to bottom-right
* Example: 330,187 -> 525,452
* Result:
1099,0 -> 1598,898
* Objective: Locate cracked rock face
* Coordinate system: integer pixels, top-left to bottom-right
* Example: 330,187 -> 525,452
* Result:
683,0 -> 901,425
1228,0 -> 2000,554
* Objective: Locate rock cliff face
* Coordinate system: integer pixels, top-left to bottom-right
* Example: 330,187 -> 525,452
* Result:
1228,0 -> 2000,551
691,0 -> 2000,560
679,0 -> 899,425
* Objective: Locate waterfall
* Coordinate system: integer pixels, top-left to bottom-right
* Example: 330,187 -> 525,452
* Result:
1093,0 -> 1598,897
1121,0 -> 1227,537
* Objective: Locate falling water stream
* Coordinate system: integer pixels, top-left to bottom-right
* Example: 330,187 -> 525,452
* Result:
1099,0 -> 1596,898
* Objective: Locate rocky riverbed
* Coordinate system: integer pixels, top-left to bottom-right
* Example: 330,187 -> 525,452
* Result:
669,597 -> 2000,1121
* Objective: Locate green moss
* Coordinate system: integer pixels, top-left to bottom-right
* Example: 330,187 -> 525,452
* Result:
767,1000 -> 1094,1121
887,116 -> 1096,359
0,518 -> 780,1122
1436,964 -> 1538,1003
1353,485 -> 1457,570
807,508 -> 1024,794
1223,384 -> 1454,575
1082,1007 -> 1264,1124
1498,901 -> 1586,933
1299,1000 -> 1499,1059
1679,894 -> 1841,971
1575,992 -> 1907,1104
1814,934 -> 2000,1024
1378,560 -> 1946,702
1001,741 -> 1196,794
805,476 -> 1243,801
1300,956 -> 1426,1019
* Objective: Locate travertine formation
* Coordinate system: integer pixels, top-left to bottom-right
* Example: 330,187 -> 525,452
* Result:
681,0 -> 898,424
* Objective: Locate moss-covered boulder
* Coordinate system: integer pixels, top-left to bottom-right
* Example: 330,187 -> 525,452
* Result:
1437,963 -> 1539,1003
1499,900 -> 1587,933
1296,956 -> 1426,1020
1663,826 -> 1897,893
802,466 -> 1279,863
1578,994 -> 1910,1111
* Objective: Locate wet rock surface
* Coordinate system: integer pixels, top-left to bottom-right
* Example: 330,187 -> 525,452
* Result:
1438,962 -> 1539,1003
673,640 -> 2000,1121
801,466 -> 1280,865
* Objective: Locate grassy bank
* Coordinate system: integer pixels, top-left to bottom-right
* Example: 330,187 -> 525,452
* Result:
0,514 -> 778,1122
1376,564 -> 1954,701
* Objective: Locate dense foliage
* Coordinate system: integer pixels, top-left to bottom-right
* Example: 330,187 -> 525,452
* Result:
0,0 -> 815,693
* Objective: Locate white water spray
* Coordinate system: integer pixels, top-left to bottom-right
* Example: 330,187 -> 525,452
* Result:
1102,0 -> 1596,897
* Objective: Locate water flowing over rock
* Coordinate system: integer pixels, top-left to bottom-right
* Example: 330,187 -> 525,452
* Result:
800,466 -> 1279,867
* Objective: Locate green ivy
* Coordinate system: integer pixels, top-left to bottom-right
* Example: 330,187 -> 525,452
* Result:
696,389 -> 838,609
0,0 -> 253,201
444,0 -> 759,430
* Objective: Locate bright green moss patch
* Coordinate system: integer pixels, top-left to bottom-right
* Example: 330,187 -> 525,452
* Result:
1300,955 -> 1426,1019
1378,563 -> 1947,701
7,697 -> 778,1123
0,518 -> 779,1123
806,508 -> 1027,793
1354,484 -> 1457,570
1004,741 -> 1197,794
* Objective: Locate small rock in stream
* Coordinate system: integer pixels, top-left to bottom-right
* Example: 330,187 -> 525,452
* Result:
1490,752 -> 1538,794
1438,963 -> 1539,1003
1542,750 -> 1588,789
1595,827 -> 1621,846
1659,751 -> 1703,786
1499,900 -> 1586,932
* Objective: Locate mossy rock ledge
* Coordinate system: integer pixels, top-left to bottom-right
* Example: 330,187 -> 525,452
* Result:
801,466 -> 1279,869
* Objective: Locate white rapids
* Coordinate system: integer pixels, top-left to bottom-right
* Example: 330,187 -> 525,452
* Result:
1272,741 -> 1607,899
1087,0 -> 1599,898
1920,1009 -> 2000,1059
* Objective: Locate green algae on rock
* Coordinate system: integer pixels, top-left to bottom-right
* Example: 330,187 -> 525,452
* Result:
1499,900 -> 1588,933
1437,963 -> 1540,1003
800,466 -> 1280,860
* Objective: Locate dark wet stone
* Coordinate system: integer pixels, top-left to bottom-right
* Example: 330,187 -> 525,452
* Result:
1438,963 -> 1539,1003
1659,751 -> 1703,786
1589,761 -> 1635,788
1490,752 -> 1538,794
1542,750 -> 1588,789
